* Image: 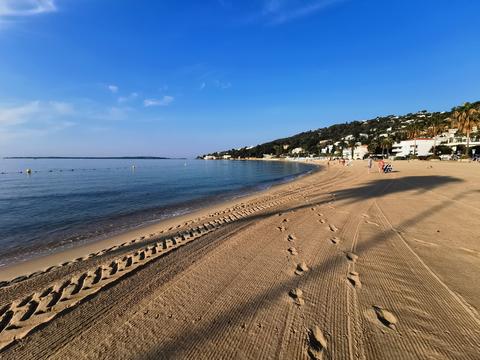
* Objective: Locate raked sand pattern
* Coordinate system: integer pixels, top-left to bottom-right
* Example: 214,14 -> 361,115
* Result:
1,160 -> 480,359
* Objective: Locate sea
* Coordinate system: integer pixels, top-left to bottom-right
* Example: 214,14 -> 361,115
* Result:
0,158 -> 315,267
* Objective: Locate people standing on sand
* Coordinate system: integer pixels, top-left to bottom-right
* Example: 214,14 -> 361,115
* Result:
367,157 -> 373,173
378,158 -> 385,173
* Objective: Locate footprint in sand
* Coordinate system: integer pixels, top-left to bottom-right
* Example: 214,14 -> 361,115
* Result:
277,226 -> 287,232
373,306 -> 398,329
318,219 -> 326,224
287,234 -> 296,242
330,237 -> 340,245
345,252 -> 358,262
295,262 -> 309,275
288,247 -> 298,256
328,224 -> 339,232
347,271 -> 362,289
282,218 -> 289,223
308,326 -> 328,360
289,288 -> 305,306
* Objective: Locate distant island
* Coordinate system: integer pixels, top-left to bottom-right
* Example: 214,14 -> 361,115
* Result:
4,156 -> 185,160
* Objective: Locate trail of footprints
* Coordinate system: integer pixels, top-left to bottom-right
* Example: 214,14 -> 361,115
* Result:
0,194 -> 303,351
282,214 -> 329,359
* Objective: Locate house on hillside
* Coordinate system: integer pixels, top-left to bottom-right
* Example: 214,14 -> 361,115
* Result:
291,147 -> 304,155
320,144 -> 334,154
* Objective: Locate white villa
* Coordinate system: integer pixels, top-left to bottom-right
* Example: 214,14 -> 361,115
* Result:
342,145 -> 369,160
437,128 -> 480,153
320,144 -> 334,154
291,147 -> 304,155
391,138 -> 435,157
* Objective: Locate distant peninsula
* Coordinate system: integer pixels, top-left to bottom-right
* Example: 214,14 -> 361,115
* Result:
3,156 -> 186,160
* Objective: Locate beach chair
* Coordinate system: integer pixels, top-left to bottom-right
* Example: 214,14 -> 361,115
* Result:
383,164 -> 393,173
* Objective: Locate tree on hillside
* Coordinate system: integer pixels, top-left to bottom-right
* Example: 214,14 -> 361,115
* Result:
451,102 -> 480,157
273,145 -> 283,157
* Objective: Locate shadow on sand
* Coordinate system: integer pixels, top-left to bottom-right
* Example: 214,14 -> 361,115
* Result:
133,175 -> 478,359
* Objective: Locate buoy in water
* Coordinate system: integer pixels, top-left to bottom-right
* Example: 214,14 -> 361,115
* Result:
26,168 -> 32,175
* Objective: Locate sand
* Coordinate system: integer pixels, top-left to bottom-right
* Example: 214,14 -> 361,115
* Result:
1,160 -> 480,359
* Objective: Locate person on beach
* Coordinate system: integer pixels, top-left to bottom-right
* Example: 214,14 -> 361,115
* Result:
367,157 -> 373,173
378,158 -> 385,173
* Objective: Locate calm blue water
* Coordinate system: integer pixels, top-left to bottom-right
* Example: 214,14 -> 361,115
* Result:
0,159 -> 315,266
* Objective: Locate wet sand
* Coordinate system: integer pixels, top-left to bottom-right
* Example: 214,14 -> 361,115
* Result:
1,160 -> 479,359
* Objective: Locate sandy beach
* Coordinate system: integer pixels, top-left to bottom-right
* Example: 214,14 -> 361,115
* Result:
1,160 -> 479,359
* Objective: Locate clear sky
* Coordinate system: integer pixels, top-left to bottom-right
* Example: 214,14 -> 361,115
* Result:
0,0 -> 479,158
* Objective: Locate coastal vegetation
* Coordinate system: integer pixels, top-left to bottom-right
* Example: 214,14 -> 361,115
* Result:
451,103 -> 480,157
200,101 -> 480,159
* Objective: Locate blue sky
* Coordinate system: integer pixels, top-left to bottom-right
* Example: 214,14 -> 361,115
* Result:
0,0 -> 479,157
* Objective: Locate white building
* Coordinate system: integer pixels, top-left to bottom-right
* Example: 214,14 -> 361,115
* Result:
320,144 -> 334,154
291,147 -> 304,155
391,138 -> 435,157
438,128 -> 480,152
342,145 -> 369,159
222,154 -> 232,159
353,145 -> 369,159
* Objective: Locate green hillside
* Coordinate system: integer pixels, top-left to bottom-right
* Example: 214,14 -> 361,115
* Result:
200,101 -> 480,159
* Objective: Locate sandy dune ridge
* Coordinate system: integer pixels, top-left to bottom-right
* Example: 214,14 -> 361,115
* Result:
1,161 -> 480,359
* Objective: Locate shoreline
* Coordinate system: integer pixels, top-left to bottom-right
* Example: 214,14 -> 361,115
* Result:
0,161 -> 322,282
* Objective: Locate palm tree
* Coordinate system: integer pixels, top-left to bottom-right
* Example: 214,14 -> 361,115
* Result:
451,103 -> 480,157
348,138 -> 357,159
338,140 -> 347,157
428,114 -> 444,154
381,137 -> 393,157
368,139 -> 379,154
406,121 -> 420,156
